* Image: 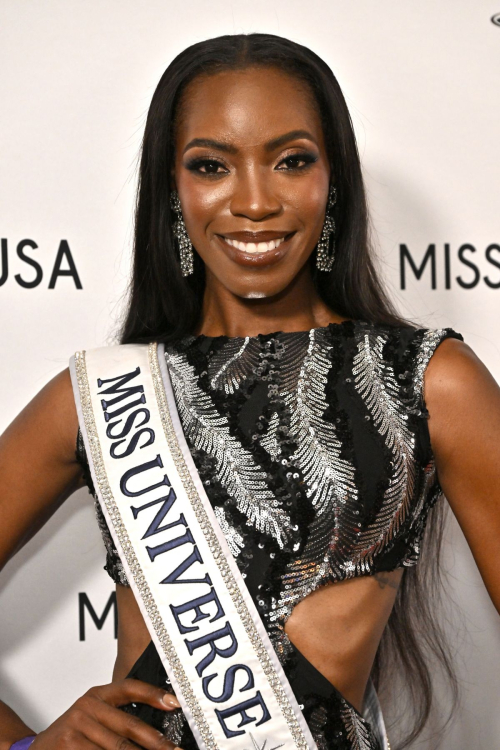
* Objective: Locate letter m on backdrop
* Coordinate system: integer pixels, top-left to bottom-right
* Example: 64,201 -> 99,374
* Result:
400,243 -> 436,289
79,592 -> 118,641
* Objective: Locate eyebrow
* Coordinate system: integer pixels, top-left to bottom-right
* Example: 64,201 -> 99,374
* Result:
182,129 -> 318,155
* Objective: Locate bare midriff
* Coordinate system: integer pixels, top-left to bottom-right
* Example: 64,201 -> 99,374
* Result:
113,567 -> 403,714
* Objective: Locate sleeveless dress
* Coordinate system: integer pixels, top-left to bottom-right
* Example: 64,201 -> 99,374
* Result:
75,319 -> 463,750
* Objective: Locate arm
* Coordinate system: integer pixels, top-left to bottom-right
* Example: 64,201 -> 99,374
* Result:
0,368 -> 82,745
425,338 -> 500,614
0,368 -> 84,567
0,701 -> 36,750
0,368 -> 179,749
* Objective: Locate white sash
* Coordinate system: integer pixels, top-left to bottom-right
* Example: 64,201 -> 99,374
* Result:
70,342 -> 318,750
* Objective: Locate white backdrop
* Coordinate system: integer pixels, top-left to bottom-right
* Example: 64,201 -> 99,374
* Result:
1,1 -> 499,747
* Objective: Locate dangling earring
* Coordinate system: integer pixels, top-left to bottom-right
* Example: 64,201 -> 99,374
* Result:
316,185 -> 337,272
170,190 -> 194,277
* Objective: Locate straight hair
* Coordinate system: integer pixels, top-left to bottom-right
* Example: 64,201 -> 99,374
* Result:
119,32 -> 458,748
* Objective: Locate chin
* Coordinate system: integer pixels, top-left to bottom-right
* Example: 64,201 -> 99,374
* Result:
242,290 -> 268,299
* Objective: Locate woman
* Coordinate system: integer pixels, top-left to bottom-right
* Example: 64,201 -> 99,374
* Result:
1,32 -> 499,750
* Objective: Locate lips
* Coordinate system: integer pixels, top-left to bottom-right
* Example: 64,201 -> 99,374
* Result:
219,230 -> 294,241
215,231 -> 296,267
223,236 -> 287,254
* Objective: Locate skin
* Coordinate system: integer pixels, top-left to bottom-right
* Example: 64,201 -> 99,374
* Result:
1,65 -> 500,748
173,67 -> 336,337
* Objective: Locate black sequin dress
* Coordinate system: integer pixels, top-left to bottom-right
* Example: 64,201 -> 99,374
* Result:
75,319 -> 463,750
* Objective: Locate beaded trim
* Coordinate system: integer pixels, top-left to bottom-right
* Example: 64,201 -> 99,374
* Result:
150,342 -> 312,750
413,329 -> 448,403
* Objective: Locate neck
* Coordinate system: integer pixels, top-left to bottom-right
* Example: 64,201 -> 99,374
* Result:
196,267 -> 346,338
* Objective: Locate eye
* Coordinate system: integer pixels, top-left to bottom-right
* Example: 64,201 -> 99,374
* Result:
276,152 -> 318,171
185,158 -> 228,175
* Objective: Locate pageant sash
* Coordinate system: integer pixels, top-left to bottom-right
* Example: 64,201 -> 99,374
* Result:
70,342 -> 318,750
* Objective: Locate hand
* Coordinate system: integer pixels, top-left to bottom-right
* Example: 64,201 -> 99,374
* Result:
31,678 -> 182,749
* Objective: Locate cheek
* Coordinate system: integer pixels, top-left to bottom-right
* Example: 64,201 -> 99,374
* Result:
176,166 -> 329,247
298,181 -> 329,226
282,174 -> 329,233
176,173 -> 229,233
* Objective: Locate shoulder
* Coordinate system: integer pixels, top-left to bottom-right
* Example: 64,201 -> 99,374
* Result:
30,366 -> 80,460
414,331 -> 500,463
0,365 -> 82,494
352,321 -> 470,415
21,366 -> 76,434
355,321 -> 464,381
424,335 -> 499,425
424,335 -> 479,393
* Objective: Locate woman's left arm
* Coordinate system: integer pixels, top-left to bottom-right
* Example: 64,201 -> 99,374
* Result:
426,337 -> 500,614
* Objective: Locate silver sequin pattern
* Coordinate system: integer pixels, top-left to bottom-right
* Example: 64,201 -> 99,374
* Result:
162,325 -> 455,633
79,322 -> 460,750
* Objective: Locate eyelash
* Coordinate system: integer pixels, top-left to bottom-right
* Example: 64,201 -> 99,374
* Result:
185,152 -> 318,176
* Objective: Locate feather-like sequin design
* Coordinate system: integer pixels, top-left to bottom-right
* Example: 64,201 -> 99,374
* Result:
76,320 -> 465,750
214,505 -> 245,557
274,328 -> 358,619
341,703 -> 379,750
260,409 -> 282,461
351,329 -> 416,567
165,348 -> 293,547
287,328 -> 357,515
209,336 -> 255,393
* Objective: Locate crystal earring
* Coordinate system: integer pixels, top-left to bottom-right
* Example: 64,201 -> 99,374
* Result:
316,185 -> 337,272
170,190 -> 194,277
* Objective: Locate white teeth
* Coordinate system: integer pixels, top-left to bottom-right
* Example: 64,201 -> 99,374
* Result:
223,236 -> 287,252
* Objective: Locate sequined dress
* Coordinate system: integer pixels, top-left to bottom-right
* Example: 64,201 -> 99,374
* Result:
75,319 -> 463,750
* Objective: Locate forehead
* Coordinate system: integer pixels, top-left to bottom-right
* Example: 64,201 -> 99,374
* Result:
175,66 -> 324,148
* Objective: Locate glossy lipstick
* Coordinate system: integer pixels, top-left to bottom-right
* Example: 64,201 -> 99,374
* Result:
215,230 -> 296,267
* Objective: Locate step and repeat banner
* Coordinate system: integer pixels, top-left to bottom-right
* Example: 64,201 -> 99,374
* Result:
1,2 -> 499,747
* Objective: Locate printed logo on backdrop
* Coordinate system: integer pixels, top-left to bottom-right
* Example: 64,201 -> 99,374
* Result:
0,238 -> 82,288
491,13 -> 500,25
79,592 -> 117,640
400,243 -> 500,289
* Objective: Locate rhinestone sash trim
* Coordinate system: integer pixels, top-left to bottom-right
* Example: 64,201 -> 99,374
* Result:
72,349 -> 217,749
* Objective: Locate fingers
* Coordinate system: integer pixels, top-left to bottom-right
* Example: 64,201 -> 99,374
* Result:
29,679 -> 183,749
88,679 -> 181,712
78,690 -> 180,750
32,731 -> 104,749
82,712 -> 179,750
71,738 -> 104,750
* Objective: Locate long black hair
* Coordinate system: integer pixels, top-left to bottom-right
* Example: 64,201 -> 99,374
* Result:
119,32 -> 458,748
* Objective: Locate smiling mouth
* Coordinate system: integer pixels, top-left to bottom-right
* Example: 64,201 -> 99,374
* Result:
217,232 -> 294,254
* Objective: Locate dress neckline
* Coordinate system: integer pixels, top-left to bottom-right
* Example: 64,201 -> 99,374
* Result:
184,318 -> 359,345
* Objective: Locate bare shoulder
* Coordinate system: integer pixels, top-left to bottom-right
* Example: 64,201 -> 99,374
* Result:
424,337 -> 499,414
39,366 -> 80,454
425,336 -> 490,385
423,335 -> 500,465
1,366 -> 80,463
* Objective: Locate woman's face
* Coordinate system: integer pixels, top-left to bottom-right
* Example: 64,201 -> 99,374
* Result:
173,66 -> 331,300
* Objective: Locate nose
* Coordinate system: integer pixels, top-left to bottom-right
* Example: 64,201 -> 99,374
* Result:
229,171 -> 282,221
